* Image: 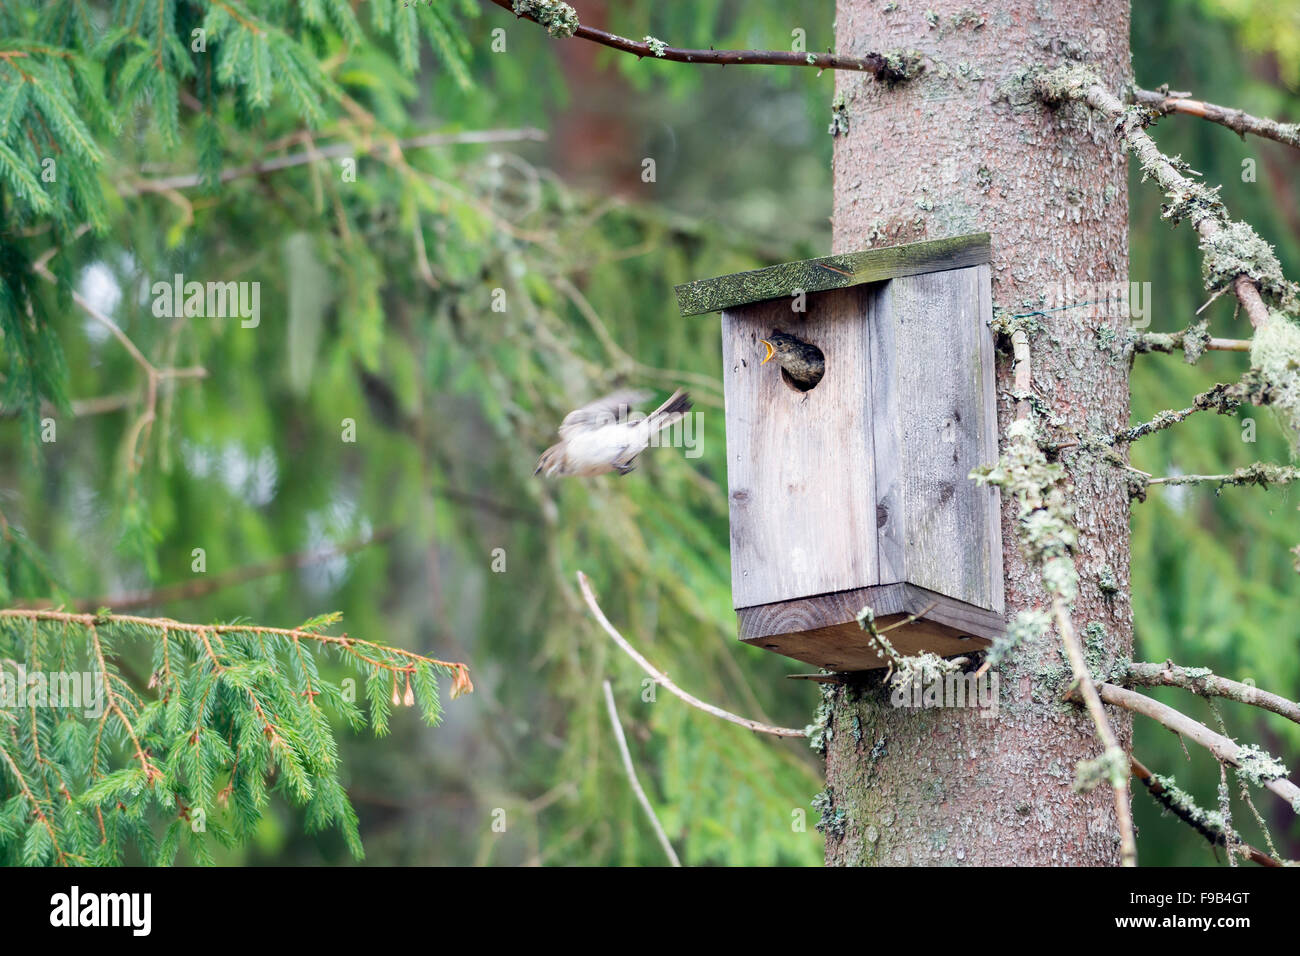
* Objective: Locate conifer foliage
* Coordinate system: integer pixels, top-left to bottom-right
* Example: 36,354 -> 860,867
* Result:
0,1 -> 479,865
0,608 -> 469,865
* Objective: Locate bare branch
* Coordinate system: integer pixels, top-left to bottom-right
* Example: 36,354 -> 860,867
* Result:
1123,661 -> 1300,726
122,127 -> 548,195
30,256 -> 207,472
1131,755 -> 1281,866
1132,87 -> 1300,151
1098,683 -> 1300,811
1038,69 -> 1294,330
14,527 -> 399,612
602,680 -> 682,866
577,572 -> 807,737
490,0 -> 917,81
1133,329 -> 1251,356
1114,381 -> 1245,444
1146,462 -> 1300,489
1055,599 -> 1138,867
1010,327 -> 1033,421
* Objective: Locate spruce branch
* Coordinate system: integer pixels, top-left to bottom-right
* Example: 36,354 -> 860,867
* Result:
122,127 -> 548,195
1131,755 -> 1281,867
1131,86 -> 1300,151
1036,67 -> 1299,330
1098,683 -> 1300,812
1122,661 -> 1300,725
0,607 -> 471,865
1113,381 -> 1248,444
0,609 -> 470,685
1132,327 -> 1250,359
490,0 -> 921,82
14,527 -> 400,613
1145,462 -> 1300,489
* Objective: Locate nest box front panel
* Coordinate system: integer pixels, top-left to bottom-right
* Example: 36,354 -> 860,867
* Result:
721,286 -> 879,609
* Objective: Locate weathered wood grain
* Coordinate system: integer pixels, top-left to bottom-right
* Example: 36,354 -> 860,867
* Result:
721,287 -> 878,607
737,584 -> 997,671
677,233 -> 991,316
875,266 -> 1003,612
976,264 -> 1006,615
704,235 -> 1004,670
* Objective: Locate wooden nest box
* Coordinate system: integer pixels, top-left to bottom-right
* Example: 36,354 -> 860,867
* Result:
676,233 -> 1004,672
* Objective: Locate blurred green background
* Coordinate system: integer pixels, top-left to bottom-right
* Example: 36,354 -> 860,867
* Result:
0,0 -> 1296,865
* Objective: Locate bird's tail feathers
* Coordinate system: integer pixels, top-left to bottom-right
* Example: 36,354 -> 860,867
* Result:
533,443 -> 565,477
647,389 -> 692,433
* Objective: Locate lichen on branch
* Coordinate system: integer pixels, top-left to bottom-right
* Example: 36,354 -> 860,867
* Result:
511,0 -> 579,38
971,418 -> 1078,601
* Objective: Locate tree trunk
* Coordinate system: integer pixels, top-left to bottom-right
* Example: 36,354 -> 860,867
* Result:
824,0 -> 1134,865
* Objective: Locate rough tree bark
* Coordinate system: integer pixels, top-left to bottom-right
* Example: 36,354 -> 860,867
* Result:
823,0 -> 1134,865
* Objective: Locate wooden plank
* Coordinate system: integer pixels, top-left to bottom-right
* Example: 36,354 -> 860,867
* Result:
721,287 -> 878,608
877,266 -> 1001,611
676,233 -> 991,316
737,584 -> 1004,643
977,264 -> 1006,615
737,585 -> 996,672
737,583 -> 910,639
868,281 -> 905,584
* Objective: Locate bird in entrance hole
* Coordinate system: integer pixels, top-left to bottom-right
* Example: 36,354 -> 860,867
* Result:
759,330 -> 825,390
534,389 -> 692,477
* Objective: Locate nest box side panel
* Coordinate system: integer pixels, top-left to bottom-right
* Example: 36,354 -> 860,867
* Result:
720,287 -> 879,609
872,264 -> 1004,614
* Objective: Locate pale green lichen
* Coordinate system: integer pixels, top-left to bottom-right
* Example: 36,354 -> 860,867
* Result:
924,9 -> 938,28
1132,319 -> 1212,365
512,0 -> 579,38
828,89 -> 850,137
1202,222 -> 1300,314
1083,622 -> 1110,677
642,35 -> 667,57
983,608 -> 1051,670
812,788 -> 847,838
1149,773 -> 1228,832
1251,314 -> 1300,458
805,682 -> 835,754
972,418 -> 1078,601
882,49 -> 924,82
1096,565 -> 1120,595
1236,744 -> 1289,786
951,9 -> 985,29
890,651 -> 961,689
1073,746 -> 1127,793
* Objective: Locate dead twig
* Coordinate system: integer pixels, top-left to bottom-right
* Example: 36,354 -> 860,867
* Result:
577,572 -> 807,737
602,680 -> 682,866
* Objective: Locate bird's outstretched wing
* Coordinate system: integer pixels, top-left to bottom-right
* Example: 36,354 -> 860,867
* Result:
557,389 -> 651,438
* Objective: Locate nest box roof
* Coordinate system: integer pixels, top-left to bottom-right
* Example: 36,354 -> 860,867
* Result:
675,232 -> 992,316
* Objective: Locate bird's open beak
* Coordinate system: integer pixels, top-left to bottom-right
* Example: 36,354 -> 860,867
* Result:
759,340 -> 775,365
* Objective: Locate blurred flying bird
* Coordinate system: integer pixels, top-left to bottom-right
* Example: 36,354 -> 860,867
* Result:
533,389 -> 692,477
759,330 -> 825,390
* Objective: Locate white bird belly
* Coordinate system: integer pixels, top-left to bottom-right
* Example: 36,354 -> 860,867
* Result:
564,424 -> 646,476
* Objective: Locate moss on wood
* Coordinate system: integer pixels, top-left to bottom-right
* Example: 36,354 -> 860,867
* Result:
675,232 -> 991,316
